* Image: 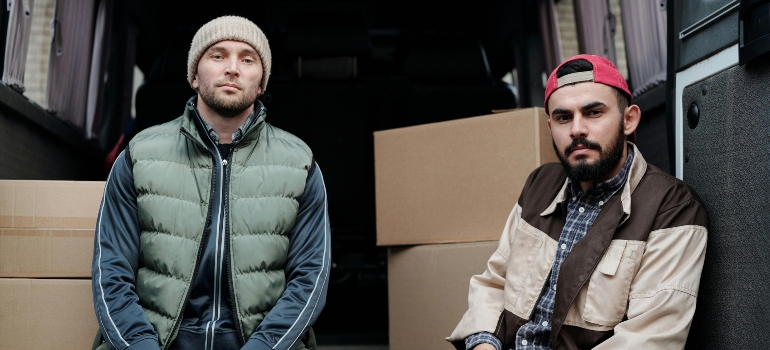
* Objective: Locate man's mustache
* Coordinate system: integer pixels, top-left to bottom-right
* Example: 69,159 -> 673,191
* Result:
215,79 -> 241,90
565,138 -> 602,155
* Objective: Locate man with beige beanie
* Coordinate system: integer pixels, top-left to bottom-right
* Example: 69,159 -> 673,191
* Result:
92,15 -> 330,350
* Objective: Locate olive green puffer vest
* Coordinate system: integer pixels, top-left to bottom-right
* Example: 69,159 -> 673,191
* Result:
127,106 -> 314,349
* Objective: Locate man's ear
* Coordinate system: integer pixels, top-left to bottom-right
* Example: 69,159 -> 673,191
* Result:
547,117 -> 552,132
624,104 -> 641,137
191,75 -> 199,90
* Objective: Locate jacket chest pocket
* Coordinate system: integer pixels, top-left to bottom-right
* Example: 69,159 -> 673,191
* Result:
582,240 -> 643,326
505,221 -> 556,317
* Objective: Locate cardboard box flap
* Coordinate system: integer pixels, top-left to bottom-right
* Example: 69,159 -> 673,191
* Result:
0,228 -> 94,278
0,180 -> 105,229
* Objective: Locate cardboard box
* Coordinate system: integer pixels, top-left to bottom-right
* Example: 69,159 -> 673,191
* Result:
0,278 -> 98,350
0,180 -> 104,229
374,108 -> 556,246
387,241 -> 498,350
0,228 -> 94,278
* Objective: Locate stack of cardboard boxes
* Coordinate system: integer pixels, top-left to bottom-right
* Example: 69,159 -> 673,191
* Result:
374,108 -> 557,349
0,180 -> 105,349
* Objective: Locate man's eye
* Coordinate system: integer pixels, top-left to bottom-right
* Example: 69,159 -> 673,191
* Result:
244,58 -> 254,64
555,115 -> 571,122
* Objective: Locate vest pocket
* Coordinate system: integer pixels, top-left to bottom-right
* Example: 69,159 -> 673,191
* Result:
582,240 -> 640,326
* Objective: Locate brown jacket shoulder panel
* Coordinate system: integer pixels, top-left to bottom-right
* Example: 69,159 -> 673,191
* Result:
518,162 -> 567,241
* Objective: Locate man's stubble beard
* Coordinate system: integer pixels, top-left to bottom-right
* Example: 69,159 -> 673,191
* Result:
553,119 -> 626,183
197,79 -> 260,118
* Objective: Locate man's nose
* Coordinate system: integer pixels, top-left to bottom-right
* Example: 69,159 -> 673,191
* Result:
224,59 -> 239,76
570,114 -> 588,138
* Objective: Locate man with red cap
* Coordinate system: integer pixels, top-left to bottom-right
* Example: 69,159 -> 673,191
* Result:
446,54 -> 708,350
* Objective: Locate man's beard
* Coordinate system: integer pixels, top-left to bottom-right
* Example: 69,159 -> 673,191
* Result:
197,79 -> 259,118
553,121 -> 626,183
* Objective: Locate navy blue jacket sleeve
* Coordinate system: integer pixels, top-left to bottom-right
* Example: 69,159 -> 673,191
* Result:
91,149 -> 161,350
243,161 -> 332,350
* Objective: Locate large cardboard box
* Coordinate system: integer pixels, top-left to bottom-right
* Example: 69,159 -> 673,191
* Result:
0,180 -> 104,229
0,228 -> 94,277
387,241 -> 498,350
374,108 -> 556,246
0,278 -> 98,350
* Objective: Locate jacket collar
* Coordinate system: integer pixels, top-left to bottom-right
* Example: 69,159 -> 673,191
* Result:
183,96 -> 267,145
540,142 -> 647,221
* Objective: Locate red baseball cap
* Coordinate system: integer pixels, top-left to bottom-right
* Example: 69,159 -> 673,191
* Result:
544,54 -> 635,142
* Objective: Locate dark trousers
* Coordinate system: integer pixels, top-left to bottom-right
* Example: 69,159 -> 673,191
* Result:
168,329 -> 241,350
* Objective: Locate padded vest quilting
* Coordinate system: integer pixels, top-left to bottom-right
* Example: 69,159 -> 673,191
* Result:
128,107 -> 313,348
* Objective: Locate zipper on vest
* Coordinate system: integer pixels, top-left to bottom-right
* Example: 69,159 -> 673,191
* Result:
163,203 -> 211,349
183,127 -> 247,348
204,145 -> 228,350
167,128 -> 219,350
181,124 -> 251,346
224,141 -> 245,345
223,155 -> 245,346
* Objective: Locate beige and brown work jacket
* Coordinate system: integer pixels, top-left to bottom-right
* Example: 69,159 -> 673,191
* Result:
447,144 -> 708,350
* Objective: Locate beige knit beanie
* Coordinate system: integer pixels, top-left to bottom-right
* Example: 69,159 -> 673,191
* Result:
187,15 -> 272,92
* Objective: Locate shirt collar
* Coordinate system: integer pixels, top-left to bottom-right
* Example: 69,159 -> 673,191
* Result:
187,97 -> 264,144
